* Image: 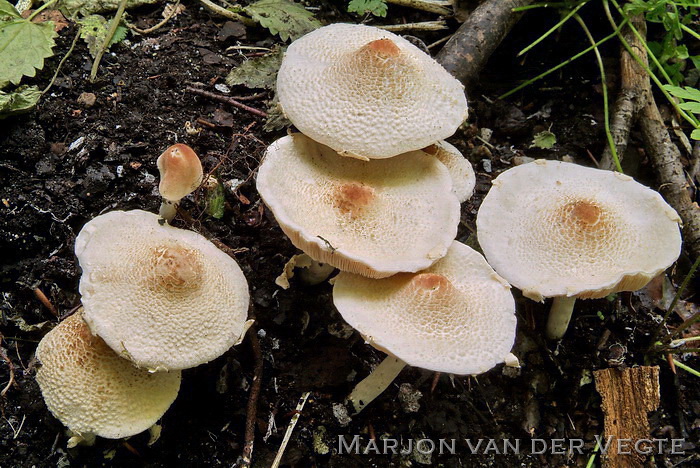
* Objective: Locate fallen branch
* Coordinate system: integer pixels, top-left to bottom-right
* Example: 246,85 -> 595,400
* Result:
436,0 -> 534,91
185,86 -> 267,118
271,391 -> 311,468
0,333 -> 16,397
240,325 -> 263,468
386,0 -> 451,16
378,21 -> 448,32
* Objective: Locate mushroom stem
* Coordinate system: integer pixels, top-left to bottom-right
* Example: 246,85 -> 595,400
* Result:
546,296 -> 577,340
347,355 -> 406,414
159,200 -> 178,223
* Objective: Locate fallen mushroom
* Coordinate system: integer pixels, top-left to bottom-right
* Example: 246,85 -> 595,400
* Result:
256,134 -> 460,278
157,143 -> 203,222
277,23 -> 468,160
476,159 -> 682,340
422,141 -> 476,203
35,309 -> 181,445
333,241 -> 516,412
75,209 -> 250,371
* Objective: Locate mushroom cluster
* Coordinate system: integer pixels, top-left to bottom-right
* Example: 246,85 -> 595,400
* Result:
257,23 -> 516,412
35,145 -> 251,444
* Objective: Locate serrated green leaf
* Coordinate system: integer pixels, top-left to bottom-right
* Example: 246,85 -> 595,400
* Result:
348,0 -> 387,17
530,130 -> 556,149
226,47 -> 284,89
663,84 -> 700,102
691,128 -> 700,141
0,85 -> 41,118
0,17 -> 56,86
77,14 -> 128,58
244,0 -> 321,42
0,0 -> 20,18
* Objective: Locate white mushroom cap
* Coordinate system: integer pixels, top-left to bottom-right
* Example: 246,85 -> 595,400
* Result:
477,159 -> 682,301
422,141 -> 476,203
256,134 -> 461,278
35,310 -> 181,439
277,23 -> 468,160
75,209 -> 250,371
157,144 -> 203,202
333,241 -> 516,374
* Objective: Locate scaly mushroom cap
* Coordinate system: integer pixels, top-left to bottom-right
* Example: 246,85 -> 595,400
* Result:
35,310 -> 181,439
75,210 -> 250,371
333,241 -> 516,374
277,23 -> 468,160
257,134 -> 461,278
422,141 -> 476,203
157,144 -> 203,202
477,159 -> 682,301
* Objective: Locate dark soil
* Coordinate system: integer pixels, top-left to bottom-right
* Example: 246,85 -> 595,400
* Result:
1,2 -> 699,467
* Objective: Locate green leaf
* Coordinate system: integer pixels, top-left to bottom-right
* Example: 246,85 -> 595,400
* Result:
77,14 -> 128,59
663,85 -> 700,102
530,130 -> 557,149
0,85 -> 41,118
204,178 -> 225,219
226,47 -> 284,89
679,102 -> 700,114
347,0 -> 387,17
244,0 -> 321,42
0,10 -> 56,86
691,128 -> 700,141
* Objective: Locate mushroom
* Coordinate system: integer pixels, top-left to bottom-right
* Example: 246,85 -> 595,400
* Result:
35,309 -> 181,444
157,143 -> 203,222
277,23 -> 468,160
75,209 -> 250,371
256,134 -> 461,278
333,241 -> 516,412
422,141 -> 476,203
476,159 -> 682,340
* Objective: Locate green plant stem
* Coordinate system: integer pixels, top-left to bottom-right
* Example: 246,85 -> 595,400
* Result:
518,0 -> 589,57
671,336 -> 700,346
603,0 -> 700,128
672,359 -> 700,377
198,0 -> 257,26
27,0 -> 57,21
43,29 -> 80,95
667,347 -> 700,354
513,2 -> 576,12
680,24 -> 700,42
499,23 -> 624,99
89,0 -> 128,81
574,13 -> 622,172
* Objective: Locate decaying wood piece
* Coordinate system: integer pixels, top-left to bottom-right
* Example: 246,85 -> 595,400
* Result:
593,366 -> 660,468
599,14 -> 649,171
436,0 -> 534,90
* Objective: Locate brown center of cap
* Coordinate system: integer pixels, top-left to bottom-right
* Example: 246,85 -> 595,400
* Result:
556,199 -> 609,238
333,183 -> 375,217
150,244 -> 203,292
411,273 -> 453,294
364,38 -> 401,57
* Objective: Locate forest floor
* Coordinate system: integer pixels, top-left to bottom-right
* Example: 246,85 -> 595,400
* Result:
1,1 -> 699,467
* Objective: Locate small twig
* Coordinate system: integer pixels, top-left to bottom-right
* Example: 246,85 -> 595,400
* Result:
0,334 -> 16,398
386,0 -> 451,15
186,86 -> 267,118
377,21 -> 448,32
90,0 -> 128,81
127,0 -> 181,35
271,392 -> 311,468
198,0 -> 256,27
33,288 -> 59,318
241,325 -> 263,468
43,28 -> 80,95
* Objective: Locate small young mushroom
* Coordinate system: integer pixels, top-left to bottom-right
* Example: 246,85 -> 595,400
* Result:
75,209 -> 250,371
35,309 -> 181,444
422,141 -> 476,203
333,241 -> 516,412
157,143 -> 203,222
256,134 -> 461,278
476,159 -> 682,340
277,23 -> 468,160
